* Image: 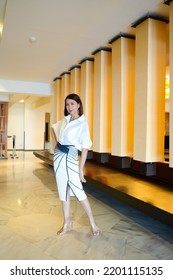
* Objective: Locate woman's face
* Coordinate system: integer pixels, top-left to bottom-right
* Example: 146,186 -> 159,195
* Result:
65,98 -> 80,117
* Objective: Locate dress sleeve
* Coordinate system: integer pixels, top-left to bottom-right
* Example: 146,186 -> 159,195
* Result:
80,121 -> 92,150
52,120 -> 62,141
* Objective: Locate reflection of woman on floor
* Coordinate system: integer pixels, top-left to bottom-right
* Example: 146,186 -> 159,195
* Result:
51,93 -> 99,236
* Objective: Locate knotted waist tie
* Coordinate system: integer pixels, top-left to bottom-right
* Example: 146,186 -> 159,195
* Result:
57,142 -> 80,157
57,142 -> 71,153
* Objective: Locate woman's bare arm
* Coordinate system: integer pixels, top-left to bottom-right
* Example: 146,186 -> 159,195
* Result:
79,148 -> 88,183
51,127 -> 58,150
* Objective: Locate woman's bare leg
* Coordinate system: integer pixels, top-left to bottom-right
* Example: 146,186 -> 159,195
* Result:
80,197 -> 99,236
57,188 -> 73,235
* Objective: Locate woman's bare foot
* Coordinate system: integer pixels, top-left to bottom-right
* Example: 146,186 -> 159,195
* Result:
91,224 -> 100,236
57,222 -> 73,235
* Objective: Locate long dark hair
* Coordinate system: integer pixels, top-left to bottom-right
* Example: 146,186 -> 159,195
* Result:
64,93 -> 84,116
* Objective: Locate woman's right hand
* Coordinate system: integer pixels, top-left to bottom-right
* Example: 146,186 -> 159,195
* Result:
79,169 -> 86,183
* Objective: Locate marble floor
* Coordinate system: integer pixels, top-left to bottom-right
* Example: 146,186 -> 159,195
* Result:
0,151 -> 173,260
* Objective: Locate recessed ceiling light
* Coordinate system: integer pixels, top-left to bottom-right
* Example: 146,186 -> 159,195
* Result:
29,36 -> 37,43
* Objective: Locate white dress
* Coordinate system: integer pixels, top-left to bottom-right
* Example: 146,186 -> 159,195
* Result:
52,114 -> 92,201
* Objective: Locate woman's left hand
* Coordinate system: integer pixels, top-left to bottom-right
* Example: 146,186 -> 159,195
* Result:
79,169 -> 86,183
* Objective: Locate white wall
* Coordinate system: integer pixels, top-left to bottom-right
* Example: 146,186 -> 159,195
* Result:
8,102 -> 50,150
8,103 -> 25,149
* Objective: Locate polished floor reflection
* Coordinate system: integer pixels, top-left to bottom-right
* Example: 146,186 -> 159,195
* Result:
89,164 -> 173,214
0,151 -> 173,260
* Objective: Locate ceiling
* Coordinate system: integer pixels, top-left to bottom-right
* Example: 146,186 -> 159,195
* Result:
0,0 -> 170,106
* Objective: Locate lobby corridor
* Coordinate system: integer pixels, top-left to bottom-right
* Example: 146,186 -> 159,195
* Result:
0,151 -> 173,260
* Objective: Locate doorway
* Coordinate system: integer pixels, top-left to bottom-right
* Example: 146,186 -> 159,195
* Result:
44,112 -> 50,150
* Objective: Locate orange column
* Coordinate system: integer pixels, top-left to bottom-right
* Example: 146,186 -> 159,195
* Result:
60,71 -> 70,118
50,77 -> 61,153
169,1 -> 173,167
69,65 -> 81,96
133,17 -> 167,174
92,47 -> 112,162
80,57 -> 94,140
111,34 -> 135,167
53,77 -> 62,120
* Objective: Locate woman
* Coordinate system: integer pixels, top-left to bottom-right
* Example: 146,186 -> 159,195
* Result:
51,93 -> 99,236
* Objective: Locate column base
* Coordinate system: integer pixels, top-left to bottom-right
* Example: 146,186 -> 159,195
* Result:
109,155 -> 131,169
92,152 -> 109,163
132,160 -> 156,176
87,150 -> 93,159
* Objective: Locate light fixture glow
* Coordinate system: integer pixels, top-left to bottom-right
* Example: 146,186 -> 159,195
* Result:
0,25 -> 3,37
19,99 -> 24,103
0,0 -> 7,41
17,199 -> 22,205
165,74 -> 170,100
